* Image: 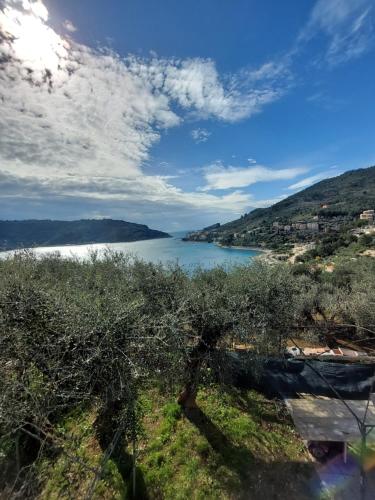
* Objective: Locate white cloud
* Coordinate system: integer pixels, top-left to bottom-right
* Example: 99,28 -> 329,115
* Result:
287,171 -> 338,191
127,56 -> 288,122
191,128 -> 211,143
0,0 -> 294,224
248,195 -> 288,208
244,60 -> 292,82
25,0 -> 48,21
300,0 -> 374,65
201,164 -> 308,191
63,19 -> 77,33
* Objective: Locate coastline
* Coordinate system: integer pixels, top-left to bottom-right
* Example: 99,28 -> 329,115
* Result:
214,242 -> 267,253
182,238 -> 283,263
215,242 -> 279,264
182,238 -> 273,255
0,235 -> 172,254
254,249 -> 277,263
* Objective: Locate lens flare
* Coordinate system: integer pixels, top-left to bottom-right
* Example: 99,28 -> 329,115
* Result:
311,443 -> 375,498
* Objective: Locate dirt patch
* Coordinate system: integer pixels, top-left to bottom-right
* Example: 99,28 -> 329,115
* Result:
288,244 -> 315,264
361,249 -> 375,258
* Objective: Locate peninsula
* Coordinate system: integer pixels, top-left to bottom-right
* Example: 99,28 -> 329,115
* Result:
0,219 -> 170,251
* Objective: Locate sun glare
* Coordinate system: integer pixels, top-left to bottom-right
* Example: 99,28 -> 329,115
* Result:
24,0 -> 48,21
0,1 -> 68,74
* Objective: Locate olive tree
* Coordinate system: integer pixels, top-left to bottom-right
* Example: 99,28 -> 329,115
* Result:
0,252 -> 187,495
177,266 -> 235,407
228,261 -> 304,355
177,262 -> 306,408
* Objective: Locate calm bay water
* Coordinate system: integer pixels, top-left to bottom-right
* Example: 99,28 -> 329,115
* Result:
2,233 -> 261,270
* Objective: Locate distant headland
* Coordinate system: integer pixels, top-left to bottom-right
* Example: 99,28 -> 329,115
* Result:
0,219 -> 170,251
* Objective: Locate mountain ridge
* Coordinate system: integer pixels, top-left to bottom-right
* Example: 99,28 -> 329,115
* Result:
0,219 -> 170,251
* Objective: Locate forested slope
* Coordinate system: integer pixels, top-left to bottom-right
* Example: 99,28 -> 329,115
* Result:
215,166 -> 375,234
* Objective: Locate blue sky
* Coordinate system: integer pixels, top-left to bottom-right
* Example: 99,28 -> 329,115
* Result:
0,0 -> 374,231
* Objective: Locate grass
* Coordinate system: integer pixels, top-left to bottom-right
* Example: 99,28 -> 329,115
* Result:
33,386 -> 314,499
38,407 -> 126,500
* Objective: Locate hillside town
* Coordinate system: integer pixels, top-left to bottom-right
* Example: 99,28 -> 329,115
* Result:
185,209 -> 375,249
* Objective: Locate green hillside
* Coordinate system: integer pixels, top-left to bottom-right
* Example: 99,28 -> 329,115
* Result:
222,166 -> 375,232
186,166 -> 375,251
0,219 -> 170,250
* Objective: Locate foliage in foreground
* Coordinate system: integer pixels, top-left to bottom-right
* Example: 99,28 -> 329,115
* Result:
0,251 -> 374,497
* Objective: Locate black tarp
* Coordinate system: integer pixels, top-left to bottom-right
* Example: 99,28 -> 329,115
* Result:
224,352 -> 375,399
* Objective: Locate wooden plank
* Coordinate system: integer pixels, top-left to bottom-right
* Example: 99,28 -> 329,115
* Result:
287,398 -> 375,442
293,418 -> 373,441
289,399 -> 375,423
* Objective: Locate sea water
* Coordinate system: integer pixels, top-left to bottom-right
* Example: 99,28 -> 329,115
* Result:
1,232 -> 261,270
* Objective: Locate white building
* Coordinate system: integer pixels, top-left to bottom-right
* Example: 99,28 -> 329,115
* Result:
360,210 -> 374,222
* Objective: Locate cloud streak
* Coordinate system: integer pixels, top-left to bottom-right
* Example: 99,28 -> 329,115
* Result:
287,171 -> 339,191
201,164 -> 308,191
299,0 -> 374,65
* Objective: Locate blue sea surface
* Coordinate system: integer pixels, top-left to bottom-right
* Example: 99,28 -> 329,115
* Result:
2,232 -> 261,270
